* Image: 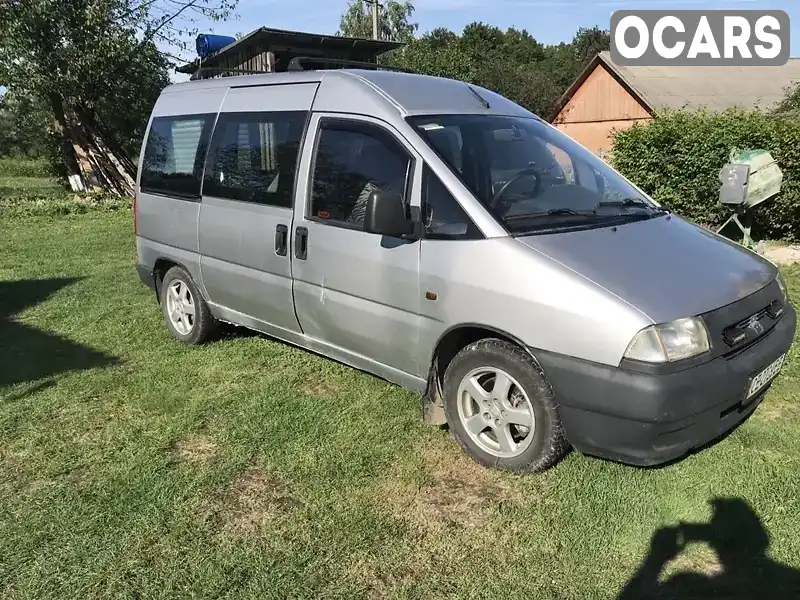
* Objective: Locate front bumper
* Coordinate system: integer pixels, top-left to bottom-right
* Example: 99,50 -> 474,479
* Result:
534,303 -> 796,467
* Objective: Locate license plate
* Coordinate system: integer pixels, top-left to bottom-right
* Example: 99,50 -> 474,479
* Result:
746,353 -> 786,400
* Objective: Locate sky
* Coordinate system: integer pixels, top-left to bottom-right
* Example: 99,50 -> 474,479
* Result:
0,0 -> 796,93
164,0 -> 800,80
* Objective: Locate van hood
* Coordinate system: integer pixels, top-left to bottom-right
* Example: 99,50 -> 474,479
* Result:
516,214 -> 778,324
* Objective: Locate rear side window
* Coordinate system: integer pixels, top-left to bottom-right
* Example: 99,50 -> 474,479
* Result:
203,111 -> 308,208
140,114 -> 215,198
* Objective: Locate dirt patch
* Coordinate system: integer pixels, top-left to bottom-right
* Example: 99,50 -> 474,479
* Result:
342,439 -> 537,598
344,558 -> 420,600
204,466 -> 302,535
301,380 -> 338,398
661,545 -> 724,580
15,465 -> 87,495
380,437 -> 522,532
763,243 -> 800,265
172,434 -> 219,465
25,479 -> 56,493
757,401 -> 783,422
755,397 -> 797,423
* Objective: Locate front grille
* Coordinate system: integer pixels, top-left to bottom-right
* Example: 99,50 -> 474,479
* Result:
699,279 -> 784,361
732,307 -> 770,328
721,301 -> 783,349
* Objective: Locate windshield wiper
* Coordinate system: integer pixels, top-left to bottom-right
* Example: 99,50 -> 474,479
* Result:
505,208 -> 597,222
596,198 -> 666,212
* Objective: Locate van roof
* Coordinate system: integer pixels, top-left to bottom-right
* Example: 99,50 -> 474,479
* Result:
161,69 -> 538,120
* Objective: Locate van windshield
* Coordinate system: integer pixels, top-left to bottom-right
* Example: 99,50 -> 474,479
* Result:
407,114 -> 665,234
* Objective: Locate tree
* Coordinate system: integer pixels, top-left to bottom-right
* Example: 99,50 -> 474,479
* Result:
0,0 -> 237,194
0,90 -> 53,159
390,31 -> 475,81
335,1 -> 602,119
572,26 -> 611,66
388,22 -> 565,118
337,0 -> 418,42
539,43 -> 583,93
424,27 -> 458,50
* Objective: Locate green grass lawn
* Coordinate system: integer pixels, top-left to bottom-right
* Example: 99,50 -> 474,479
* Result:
2,209 -> 800,599
0,158 -> 62,196
0,175 -> 64,194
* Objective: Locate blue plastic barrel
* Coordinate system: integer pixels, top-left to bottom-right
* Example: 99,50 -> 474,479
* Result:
196,34 -> 237,58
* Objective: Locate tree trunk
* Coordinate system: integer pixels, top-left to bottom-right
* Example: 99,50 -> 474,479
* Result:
49,93 -> 86,192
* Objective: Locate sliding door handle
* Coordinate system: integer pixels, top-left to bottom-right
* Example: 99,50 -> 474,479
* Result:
295,226 -> 308,260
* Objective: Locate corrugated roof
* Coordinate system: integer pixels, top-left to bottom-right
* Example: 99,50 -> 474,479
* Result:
600,51 -> 800,112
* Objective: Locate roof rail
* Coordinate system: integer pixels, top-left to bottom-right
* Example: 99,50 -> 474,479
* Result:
187,58 -> 417,81
287,56 -> 417,74
189,67 -> 270,81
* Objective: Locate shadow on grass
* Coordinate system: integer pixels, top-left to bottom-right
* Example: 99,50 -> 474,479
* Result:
618,497 -> 800,599
0,278 -> 119,389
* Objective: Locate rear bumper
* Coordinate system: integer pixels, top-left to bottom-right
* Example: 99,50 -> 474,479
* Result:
534,304 -> 796,467
136,263 -> 156,291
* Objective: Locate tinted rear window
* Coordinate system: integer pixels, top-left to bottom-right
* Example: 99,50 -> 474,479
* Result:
203,111 -> 307,208
140,114 -> 216,198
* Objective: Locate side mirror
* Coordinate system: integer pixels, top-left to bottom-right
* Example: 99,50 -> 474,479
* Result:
719,163 -> 750,207
364,190 -> 414,237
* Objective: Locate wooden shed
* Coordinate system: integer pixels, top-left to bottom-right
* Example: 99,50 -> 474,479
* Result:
176,27 -> 404,80
551,51 -> 800,155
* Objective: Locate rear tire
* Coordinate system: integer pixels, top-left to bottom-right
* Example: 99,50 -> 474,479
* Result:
160,266 -> 217,345
442,338 -> 569,473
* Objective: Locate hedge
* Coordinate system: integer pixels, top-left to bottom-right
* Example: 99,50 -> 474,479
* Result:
609,108 -> 800,242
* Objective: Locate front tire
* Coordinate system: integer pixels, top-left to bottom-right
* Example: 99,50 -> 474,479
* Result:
442,338 -> 569,473
160,266 -> 216,345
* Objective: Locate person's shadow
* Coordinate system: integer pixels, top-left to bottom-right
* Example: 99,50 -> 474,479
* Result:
0,278 -> 118,390
617,497 -> 800,599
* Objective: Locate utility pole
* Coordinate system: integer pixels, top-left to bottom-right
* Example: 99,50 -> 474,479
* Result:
369,0 -> 379,40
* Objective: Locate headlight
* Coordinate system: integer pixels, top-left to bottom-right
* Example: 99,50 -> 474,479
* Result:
624,317 -> 710,363
776,272 -> 789,303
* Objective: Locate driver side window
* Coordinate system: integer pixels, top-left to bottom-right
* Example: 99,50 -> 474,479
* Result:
310,119 -> 411,229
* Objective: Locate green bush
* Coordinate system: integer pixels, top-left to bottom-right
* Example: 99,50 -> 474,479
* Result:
609,108 -> 800,241
0,157 -> 53,178
0,189 -> 132,218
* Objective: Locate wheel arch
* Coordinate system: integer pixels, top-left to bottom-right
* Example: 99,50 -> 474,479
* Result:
151,258 -> 207,304
421,323 -> 540,426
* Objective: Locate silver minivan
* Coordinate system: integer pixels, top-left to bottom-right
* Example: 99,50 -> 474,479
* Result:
134,66 -> 796,473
